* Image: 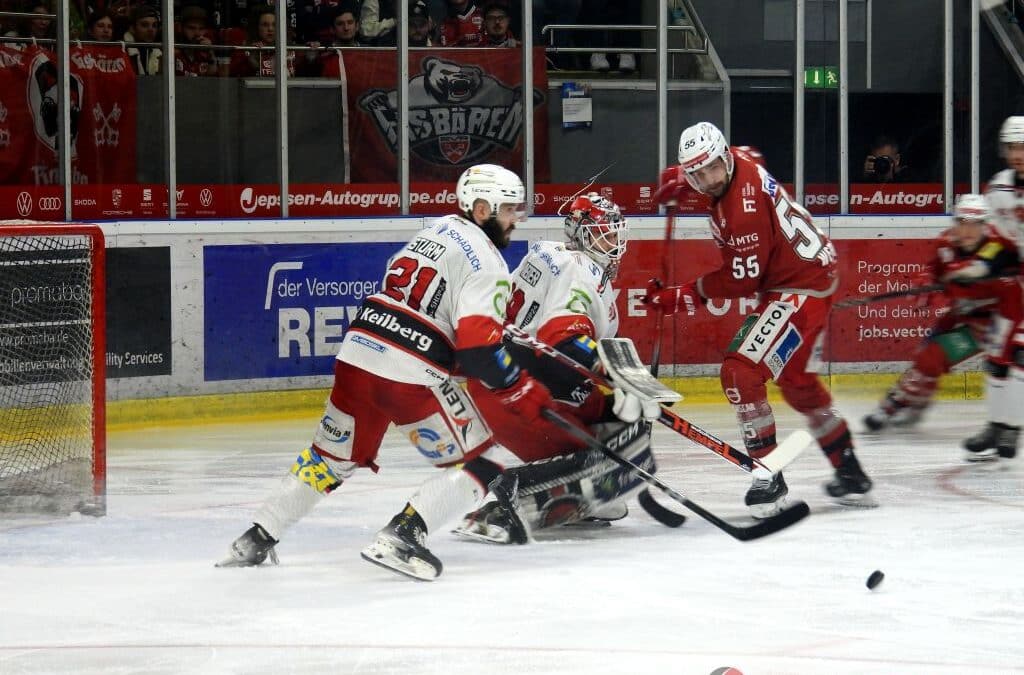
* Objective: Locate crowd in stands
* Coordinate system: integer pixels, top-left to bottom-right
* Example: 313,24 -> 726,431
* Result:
0,0 -> 648,77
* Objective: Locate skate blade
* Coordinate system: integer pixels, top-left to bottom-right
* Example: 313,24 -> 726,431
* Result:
451,524 -> 512,545
748,495 -> 790,520
833,492 -> 878,508
360,542 -> 439,581
963,451 -> 999,463
214,547 -> 278,568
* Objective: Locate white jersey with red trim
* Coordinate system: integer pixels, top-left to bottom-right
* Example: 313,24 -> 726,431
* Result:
337,214 -> 510,386
986,168 -> 1024,248
506,240 -> 619,345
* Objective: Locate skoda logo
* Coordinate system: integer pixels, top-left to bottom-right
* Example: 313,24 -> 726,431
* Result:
39,196 -> 62,211
199,188 -> 213,207
15,191 -> 32,216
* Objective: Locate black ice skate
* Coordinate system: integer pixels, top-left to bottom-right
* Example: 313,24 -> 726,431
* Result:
216,523 -> 279,567
452,501 -> 520,544
964,422 -> 1019,462
745,472 -> 789,519
484,473 -> 529,544
825,450 -> 874,506
361,510 -> 443,581
863,398 -> 922,432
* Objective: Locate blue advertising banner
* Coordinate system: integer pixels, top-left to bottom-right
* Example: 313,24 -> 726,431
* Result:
203,240 -> 526,381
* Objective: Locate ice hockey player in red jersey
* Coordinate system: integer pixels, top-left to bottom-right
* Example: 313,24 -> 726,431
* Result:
453,192 -> 662,543
865,195 -> 1023,460
217,164 -> 558,580
643,121 -> 873,515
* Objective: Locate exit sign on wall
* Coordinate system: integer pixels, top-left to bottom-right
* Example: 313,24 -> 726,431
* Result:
804,66 -> 839,89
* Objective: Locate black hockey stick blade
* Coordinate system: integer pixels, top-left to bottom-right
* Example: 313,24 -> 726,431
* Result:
637,487 -> 687,528
542,409 -> 810,542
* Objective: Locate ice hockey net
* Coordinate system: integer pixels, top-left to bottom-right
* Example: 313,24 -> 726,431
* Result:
0,222 -> 105,516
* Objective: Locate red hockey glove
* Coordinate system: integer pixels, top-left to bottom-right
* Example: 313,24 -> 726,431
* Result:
910,269 -> 940,309
940,259 -> 988,284
493,372 -> 553,425
642,279 -> 702,317
654,165 -> 689,206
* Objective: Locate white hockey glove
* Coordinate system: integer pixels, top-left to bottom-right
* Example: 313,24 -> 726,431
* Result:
612,387 -> 662,423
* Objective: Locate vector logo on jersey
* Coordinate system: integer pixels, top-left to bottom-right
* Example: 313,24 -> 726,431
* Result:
357,56 -> 545,166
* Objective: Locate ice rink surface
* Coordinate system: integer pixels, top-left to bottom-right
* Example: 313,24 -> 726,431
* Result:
2,398 -> 1022,675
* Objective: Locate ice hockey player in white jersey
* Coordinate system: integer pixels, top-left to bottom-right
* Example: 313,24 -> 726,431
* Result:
454,192 -> 662,543
216,164 -> 559,581
987,115 -> 1024,247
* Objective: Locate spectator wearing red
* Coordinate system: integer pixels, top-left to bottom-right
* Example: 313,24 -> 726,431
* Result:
229,6 -> 297,77
174,5 -> 219,77
440,0 -> 483,47
481,2 -> 516,47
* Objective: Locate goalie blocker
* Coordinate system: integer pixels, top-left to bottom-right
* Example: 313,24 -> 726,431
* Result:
454,419 -> 655,543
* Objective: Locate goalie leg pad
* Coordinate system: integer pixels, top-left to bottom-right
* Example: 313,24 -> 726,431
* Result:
518,421 -> 654,529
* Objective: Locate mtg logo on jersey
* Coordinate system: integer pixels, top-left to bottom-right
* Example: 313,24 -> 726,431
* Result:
357,56 -> 544,166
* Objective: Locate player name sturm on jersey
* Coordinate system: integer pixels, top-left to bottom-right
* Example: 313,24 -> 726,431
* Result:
408,237 -> 447,262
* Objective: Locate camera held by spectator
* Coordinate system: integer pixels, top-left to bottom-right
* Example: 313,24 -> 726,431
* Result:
863,135 -> 912,183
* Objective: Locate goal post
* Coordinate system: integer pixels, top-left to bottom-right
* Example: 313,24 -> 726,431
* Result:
0,222 -> 106,517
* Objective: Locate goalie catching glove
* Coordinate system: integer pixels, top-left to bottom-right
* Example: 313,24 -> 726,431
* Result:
612,387 -> 661,423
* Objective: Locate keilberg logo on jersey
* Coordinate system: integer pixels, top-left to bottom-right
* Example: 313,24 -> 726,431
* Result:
357,56 -> 545,166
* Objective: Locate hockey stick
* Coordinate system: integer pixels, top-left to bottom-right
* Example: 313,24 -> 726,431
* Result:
505,326 -> 811,475
542,409 -> 810,541
833,283 -> 944,308
649,204 -> 676,379
637,205 -> 688,527
834,272 -> 1020,309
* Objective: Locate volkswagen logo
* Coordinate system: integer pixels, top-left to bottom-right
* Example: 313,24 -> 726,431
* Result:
39,196 -> 62,211
199,188 -> 213,208
15,191 -> 32,217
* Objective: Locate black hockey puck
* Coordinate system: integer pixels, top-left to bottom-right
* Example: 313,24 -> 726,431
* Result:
866,570 -> 885,590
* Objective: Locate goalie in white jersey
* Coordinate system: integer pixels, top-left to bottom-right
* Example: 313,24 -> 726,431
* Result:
217,164 -> 559,581
987,115 -> 1024,247
455,192 -> 662,543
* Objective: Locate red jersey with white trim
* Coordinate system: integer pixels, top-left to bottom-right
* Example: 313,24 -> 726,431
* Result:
928,223 -> 1022,326
985,168 -> 1024,249
440,4 -> 484,46
506,240 -> 619,346
694,148 -> 840,299
337,214 -> 509,385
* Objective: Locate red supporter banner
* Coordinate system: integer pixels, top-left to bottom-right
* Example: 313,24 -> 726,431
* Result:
328,47 -> 550,183
614,238 -> 942,365
0,44 -> 136,189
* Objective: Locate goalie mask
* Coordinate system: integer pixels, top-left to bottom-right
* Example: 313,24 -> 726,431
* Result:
677,122 -> 734,195
564,192 -> 628,276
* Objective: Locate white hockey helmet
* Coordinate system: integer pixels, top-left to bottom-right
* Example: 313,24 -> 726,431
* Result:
456,163 -> 526,217
677,122 -> 734,192
952,193 -> 989,222
564,192 -> 628,270
999,115 -> 1024,146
